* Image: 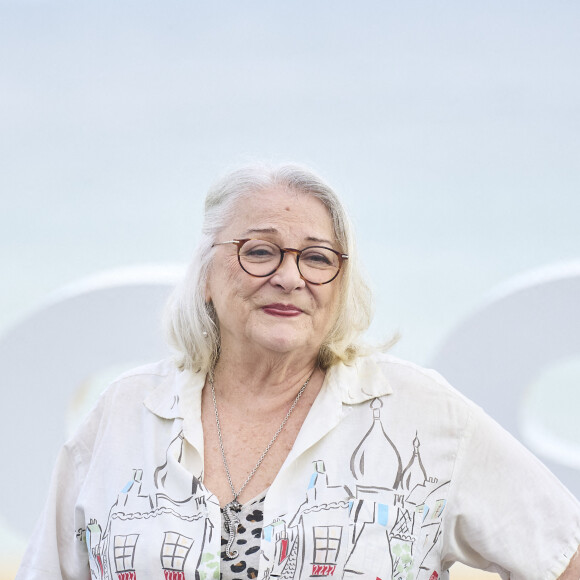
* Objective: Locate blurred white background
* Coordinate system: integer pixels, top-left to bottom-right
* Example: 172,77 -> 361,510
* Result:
1,0 -> 579,577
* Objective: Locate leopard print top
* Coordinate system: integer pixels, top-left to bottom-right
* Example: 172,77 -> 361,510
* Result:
220,492 -> 266,580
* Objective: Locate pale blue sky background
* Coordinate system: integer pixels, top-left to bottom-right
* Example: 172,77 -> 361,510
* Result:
1,0 -> 579,566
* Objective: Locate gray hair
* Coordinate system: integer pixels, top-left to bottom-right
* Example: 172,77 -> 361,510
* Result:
164,162 -> 373,373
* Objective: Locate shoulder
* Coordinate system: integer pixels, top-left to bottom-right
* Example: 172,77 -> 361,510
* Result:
68,358 -> 181,452
107,357 -> 177,391
94,357 -> 179,409
333,351 -> 474,407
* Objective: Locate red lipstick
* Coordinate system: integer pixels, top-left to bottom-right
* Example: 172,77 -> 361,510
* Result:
262,303 -> 303,317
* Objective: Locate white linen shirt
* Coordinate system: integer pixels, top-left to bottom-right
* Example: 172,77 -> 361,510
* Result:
17,354 -> 580,580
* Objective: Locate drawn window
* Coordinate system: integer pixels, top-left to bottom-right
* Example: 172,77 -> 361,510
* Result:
312,526 -> 342,565
114,535 -> 139,572
161,532 -> 194,571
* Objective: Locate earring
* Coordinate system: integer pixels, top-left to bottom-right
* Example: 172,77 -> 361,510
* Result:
202,330 -> 209,338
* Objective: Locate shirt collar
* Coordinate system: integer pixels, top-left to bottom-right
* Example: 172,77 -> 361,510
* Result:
143,363 -> 204,420
326,354 -> 393,404
144,353 -> 392,422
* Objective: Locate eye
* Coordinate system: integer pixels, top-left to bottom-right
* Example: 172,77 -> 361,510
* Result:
241,241 -> 279,261
300,248 -> 337,268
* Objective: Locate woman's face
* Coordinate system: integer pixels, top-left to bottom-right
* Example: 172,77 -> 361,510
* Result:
205,187 -> 343,361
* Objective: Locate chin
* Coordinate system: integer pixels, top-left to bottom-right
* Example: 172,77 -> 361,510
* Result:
252,329 -> 310,355
262,337 -> 304,354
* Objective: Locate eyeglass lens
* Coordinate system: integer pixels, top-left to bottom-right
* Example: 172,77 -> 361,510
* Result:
239,239 -> 340,284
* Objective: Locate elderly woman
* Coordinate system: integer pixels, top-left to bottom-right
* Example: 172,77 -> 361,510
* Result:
17,163 -> 580,580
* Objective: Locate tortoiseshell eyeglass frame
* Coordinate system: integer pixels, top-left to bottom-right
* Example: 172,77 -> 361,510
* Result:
212,238 -> 349,285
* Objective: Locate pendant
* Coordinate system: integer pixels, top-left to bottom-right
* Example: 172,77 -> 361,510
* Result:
223,499 -> 242,558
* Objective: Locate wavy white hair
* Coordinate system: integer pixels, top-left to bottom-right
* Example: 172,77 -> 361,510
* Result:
164,162 -> 374,373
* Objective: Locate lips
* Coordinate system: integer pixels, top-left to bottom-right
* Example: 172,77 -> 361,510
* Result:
262,303 -> 303,317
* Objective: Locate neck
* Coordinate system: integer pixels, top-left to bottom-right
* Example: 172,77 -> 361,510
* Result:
211,351 -> 319,404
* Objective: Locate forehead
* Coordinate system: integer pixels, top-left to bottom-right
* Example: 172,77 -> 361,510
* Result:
225,187 -> 336,242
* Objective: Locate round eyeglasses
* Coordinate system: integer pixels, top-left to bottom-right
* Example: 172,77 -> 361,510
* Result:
212,239 -> 348,285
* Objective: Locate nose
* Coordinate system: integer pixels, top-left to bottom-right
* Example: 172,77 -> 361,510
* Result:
269,250 -> 306,291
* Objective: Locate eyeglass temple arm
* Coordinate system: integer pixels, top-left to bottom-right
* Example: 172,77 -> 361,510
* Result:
211,240 -> 240,247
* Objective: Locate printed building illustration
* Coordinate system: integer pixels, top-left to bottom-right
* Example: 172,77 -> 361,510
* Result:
81,400 -> 450,580
261,460 -> 351,579
82,433 -> 220,580
260,397 -> 450,580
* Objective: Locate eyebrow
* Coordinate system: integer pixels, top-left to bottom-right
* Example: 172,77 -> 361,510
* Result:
242,228 -> 335,247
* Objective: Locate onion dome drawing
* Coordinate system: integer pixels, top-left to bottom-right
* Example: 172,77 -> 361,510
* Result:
350,398 -> 402,489
399,433 -> 427,492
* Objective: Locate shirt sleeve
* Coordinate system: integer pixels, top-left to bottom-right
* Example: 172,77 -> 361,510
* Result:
15,439 -> 91,580
440,403 -> 580,580
14,388 -> 110,580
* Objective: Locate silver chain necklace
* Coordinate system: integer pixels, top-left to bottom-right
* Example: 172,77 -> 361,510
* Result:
209,369 -> 314,557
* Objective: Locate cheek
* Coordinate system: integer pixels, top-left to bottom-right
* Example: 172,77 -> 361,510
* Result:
206,259 -> 243,301
315,287 -> 341,323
